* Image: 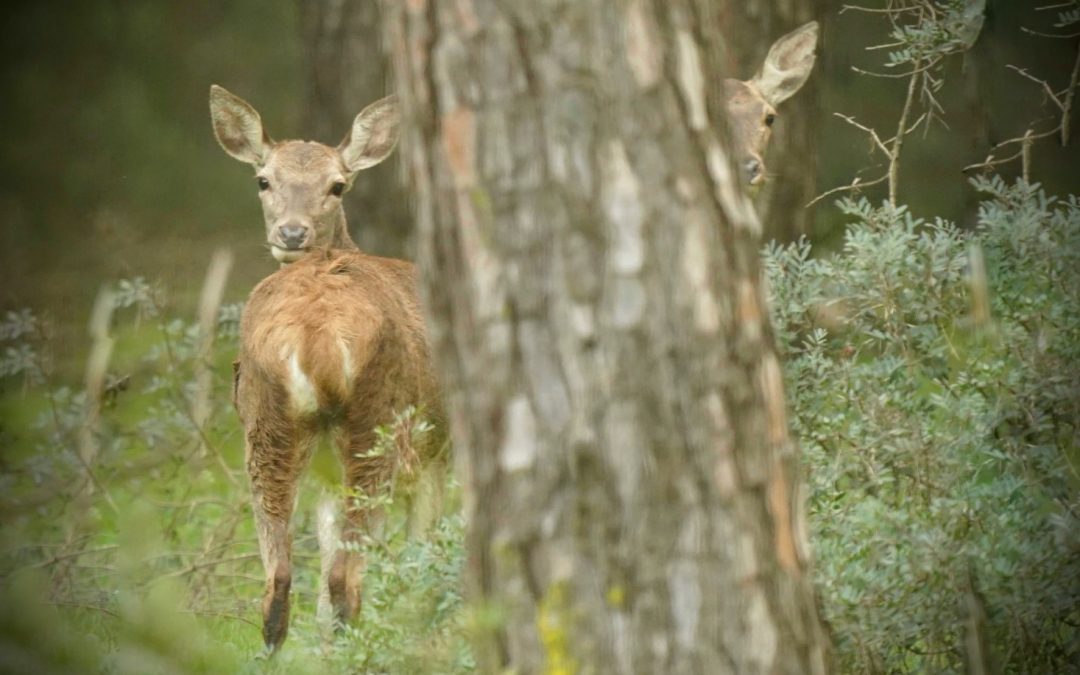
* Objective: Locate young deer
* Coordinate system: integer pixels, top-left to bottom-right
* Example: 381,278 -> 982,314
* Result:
210,88 -> 445,650
234,248 -> 444,650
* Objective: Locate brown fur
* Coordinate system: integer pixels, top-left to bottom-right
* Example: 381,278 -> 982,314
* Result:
723,78 -> 778,186
234,249 -> 445,649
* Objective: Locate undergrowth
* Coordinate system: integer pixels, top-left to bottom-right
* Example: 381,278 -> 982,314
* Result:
0,274 -> 471,673
765,177 -> 1080,672
0,177 -> 1077,673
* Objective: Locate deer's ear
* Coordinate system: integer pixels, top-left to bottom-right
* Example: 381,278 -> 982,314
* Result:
210,85 -> 271,166
338,95 -> 400,173
751,21 -> 819,106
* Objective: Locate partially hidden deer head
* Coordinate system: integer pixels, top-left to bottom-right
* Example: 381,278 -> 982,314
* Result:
724,21 -> 819,186
209,85 -> 400,263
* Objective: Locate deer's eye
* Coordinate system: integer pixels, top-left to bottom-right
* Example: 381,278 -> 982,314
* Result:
257,176 -> 271,191
330,182 -> 346,197
764,113 -> 776,127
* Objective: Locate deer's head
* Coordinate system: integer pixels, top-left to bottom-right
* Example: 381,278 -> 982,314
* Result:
724,21 -> 818,186
210,86 -> 400,263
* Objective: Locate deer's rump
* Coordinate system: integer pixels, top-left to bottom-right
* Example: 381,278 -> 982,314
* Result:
234,249 -> 439,429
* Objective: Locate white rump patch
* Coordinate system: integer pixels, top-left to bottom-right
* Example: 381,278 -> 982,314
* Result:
287,352 -> 319,414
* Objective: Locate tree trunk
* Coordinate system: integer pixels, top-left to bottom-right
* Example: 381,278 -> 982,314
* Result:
299,0 -> 411,257
385,1 -> 829,673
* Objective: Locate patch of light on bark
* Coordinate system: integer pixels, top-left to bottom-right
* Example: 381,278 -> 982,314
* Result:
520,322 -> 572,431
650,634 -> 670,666
682,209 -> 720,333
454,195 -> 505,322
706,393 -> 737,496
546,91 -> 595,198
499,394 -> 538,472
602,401 -> 643,506
483,109 -> 514,186
675,31 -> 707,130
737,279 -> 763,343
611,277 -> 646,328
610,612 -> 633,674
758,353 -> 789,446
668,513 -> 703,649
736,531 -> 759,580
745,589 -> 779,670
569,302 -> 595,341
624,0 -> 661,87
602,141 -> 644,275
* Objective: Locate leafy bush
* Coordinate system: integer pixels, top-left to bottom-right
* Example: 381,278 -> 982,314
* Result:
0,273 -> 470,673
3,176 -> 1077,674
765,178 -> 1080,672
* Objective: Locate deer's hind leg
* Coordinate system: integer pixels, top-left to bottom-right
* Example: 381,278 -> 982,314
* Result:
326,422 -> 393,628
244,413 -> 315,651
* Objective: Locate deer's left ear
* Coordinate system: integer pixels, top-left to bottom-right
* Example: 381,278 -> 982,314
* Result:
751,21 -> 819,106
338,95 -> 400,173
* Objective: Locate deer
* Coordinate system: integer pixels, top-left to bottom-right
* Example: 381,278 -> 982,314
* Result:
722,21 -> 819,186
210,87 -> 446,650
232,248 -> 444,650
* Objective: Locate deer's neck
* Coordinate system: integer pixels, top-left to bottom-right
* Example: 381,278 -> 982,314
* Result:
330,210 -> 358,250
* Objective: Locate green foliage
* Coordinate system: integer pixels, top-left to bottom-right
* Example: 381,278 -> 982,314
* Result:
321,512 -> 474,673
883,0 -> 985,68
0,274 -> 470,673
764,178 -> 1080,672
1052,1 -> 1080,29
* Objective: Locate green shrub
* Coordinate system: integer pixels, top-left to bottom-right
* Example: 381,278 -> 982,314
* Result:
3,176 -> 1077,673
765,178 -> 1080,672
0,274 -> 470,673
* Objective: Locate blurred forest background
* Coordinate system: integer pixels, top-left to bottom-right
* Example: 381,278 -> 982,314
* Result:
0,1 -> 1077,672
0,0 -> 1077,363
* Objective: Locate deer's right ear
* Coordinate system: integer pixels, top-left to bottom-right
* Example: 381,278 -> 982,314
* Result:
210,85 -> 271,166
338,95 -> 400,173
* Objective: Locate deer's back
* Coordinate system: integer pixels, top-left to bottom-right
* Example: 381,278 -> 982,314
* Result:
236,249 -> 435,424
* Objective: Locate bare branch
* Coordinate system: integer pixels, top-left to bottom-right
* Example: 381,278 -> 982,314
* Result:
1007,65 -> 1065,109
807,172 -> 890,208
835,113 -> 892,157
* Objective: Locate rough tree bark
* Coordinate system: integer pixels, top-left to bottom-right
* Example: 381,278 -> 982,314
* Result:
385,1 -> 829,673
299,0 -> 411,257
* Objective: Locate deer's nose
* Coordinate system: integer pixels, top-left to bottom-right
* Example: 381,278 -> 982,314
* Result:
277,223 -> 309,250
744,158 -> 764,185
